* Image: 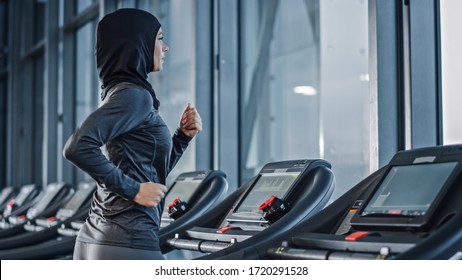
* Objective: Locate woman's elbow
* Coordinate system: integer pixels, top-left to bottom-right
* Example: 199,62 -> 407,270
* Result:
63,136 -> 79,162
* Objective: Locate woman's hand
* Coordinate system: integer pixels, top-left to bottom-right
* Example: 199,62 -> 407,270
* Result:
179,103 -> 202,138
134,182 -> 167,207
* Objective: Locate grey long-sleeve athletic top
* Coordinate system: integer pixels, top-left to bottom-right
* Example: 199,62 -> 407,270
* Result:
63,83 -> 191,250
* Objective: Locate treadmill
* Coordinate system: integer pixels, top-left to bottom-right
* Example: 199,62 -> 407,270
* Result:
160,170 -> 228,236
50,171 -> 228,260
0,184 -> 41,222
159,170 -> 228,259
165,159 -> 335,259
0,186 -> 16,213
221,145 -> 462,260
0,181 -> 96,258
0,182 -> 74,239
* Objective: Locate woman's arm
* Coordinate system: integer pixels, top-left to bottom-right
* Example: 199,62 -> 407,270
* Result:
63,88 -> 157,201
168,103 -> 202,172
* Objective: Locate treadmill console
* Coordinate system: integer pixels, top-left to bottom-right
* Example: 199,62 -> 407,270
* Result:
266,145 -> 462,260
351,161 -> 458,230
222,169 -> 301,230
161,171 -> 215,228
0,186 -> 16,211
22,182 -> 73,222
167,159 -> 333,255
54,182 -> 95,220
34,182 -> 96,229
1,184 -> 40,220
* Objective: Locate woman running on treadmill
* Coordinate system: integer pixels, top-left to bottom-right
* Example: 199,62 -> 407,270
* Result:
63,8 -> 202,260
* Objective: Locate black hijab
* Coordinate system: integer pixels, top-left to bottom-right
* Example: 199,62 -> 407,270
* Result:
96,8 -> 161,109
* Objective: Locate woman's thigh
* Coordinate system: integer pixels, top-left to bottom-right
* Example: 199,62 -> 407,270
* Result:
73,241 -> 165,260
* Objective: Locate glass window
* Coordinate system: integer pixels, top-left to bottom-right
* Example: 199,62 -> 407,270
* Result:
148,0 -> 197,184
34,0 -> 46,43
75,20 -> 99,182
57,39 -> 64,182
440,0 -> 462,144
75,20 -> 99,127
119,0 -> 137,8
240,0 -> 371,200
0,77 -> 5,186
76,0 -> 97,14
0,0 -> 7,186
33,55 -> 45,183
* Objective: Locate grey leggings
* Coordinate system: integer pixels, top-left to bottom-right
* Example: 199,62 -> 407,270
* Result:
73,241 -> 165,260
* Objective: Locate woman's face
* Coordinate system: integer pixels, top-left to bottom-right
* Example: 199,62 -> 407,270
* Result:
153,28 -> 169,72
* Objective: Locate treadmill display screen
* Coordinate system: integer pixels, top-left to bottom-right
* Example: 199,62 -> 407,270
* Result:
361,162 -> 458,217
28,184 -> 62,214
14,185 -> 36,206
235,172 -> 300,213
0,187 -> 14,205
164,180 -> 201,211
61,184 -> 95,211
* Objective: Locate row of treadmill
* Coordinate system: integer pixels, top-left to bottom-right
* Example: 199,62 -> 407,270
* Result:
0,144 -> 462,260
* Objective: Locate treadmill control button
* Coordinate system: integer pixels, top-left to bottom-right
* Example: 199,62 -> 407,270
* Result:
345,231 -> 370,241
7,199 -> 16,207
352,200 -> 363,208
3,199 -> 17,216
259,195 -> 290,224
216,226 -> 235,234
167,197 -> 190,220
168,197 -> 180,209
259,195 -> 277,211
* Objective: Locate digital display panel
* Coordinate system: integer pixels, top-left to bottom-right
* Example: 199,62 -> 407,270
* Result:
361,162 -> 458,217
0,187 -> 14,205
29,184 -> 62,214
234,172 -> 300,213
15,185 -> 36,206
61,184 -> 95,211
164,180 -> 202,211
